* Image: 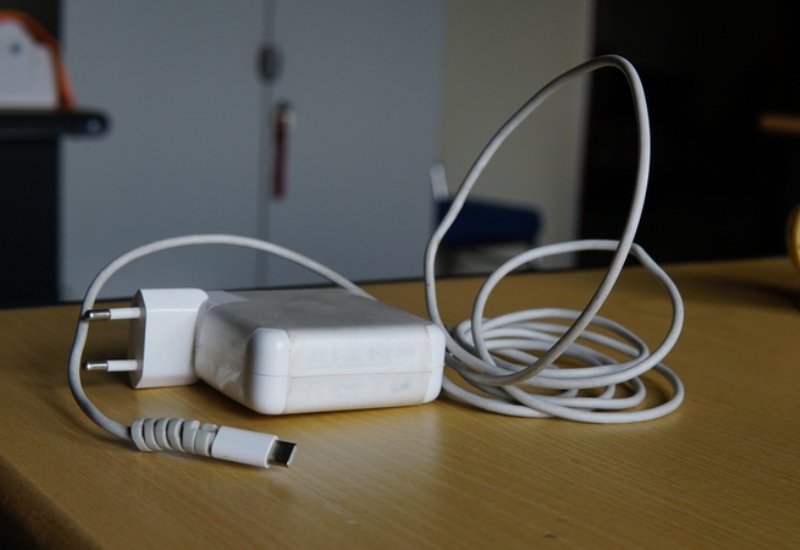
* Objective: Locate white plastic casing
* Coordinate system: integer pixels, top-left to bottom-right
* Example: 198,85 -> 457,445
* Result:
210,426 -> 280,468
128,288 -> 209,388
193,288 -> 445,414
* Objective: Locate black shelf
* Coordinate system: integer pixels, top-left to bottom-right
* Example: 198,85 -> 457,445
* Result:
1,108 -> 109,308
0,109 -> 108,140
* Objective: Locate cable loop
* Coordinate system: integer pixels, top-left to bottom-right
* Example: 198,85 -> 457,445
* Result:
425,56 -> 685,423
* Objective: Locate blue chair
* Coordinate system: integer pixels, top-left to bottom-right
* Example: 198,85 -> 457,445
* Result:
431,163 -> 542,273
435,198 -> 542,248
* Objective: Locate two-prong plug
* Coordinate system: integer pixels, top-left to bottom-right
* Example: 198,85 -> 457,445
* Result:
83,288 -> 208,387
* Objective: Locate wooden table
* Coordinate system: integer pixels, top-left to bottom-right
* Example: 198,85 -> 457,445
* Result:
1,258 -> 798,548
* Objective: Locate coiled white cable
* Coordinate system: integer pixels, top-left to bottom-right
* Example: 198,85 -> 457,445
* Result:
424,55 -> 684,423
68,55 -> 682,466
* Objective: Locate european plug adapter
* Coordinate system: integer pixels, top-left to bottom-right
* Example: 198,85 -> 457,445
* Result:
85,288 -> 209,388
128,288 -> 209,387
86,287 -> 446,415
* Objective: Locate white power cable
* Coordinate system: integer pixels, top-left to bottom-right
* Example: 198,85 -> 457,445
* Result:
67,55 -> 683,467
424,55 -> 684,422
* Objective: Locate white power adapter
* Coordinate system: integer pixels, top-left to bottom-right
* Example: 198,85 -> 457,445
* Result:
194,288 -> 445,414
87,287 -> 446,415
73,234 -> 450,469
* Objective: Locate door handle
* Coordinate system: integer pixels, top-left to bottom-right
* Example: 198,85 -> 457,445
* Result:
271,100 -> 294,199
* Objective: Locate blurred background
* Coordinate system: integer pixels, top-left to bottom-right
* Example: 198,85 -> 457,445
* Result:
2,0 -> 798,308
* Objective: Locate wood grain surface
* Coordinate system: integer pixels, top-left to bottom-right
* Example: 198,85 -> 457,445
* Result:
0,258 -> 798,548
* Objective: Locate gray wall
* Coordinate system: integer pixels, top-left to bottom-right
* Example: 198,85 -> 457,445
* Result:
440,0 -> 595,268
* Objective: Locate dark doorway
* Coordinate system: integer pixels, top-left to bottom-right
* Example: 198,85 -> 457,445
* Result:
580,1 -> 800,265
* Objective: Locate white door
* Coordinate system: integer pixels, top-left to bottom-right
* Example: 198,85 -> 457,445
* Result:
61,0 -> 267,300
261,0 -> 444,287
61,1 -> 443,300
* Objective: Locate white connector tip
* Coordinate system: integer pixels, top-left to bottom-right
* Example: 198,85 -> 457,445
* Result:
211,426 -> 296,468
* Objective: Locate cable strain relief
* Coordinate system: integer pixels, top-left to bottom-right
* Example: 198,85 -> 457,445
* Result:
130,418 -> 296,468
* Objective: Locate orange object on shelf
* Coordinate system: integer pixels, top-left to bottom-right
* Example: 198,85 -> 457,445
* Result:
0,10 -> 75,109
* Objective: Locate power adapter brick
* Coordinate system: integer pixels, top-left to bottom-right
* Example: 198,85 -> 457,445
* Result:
91,287 -> 446,415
